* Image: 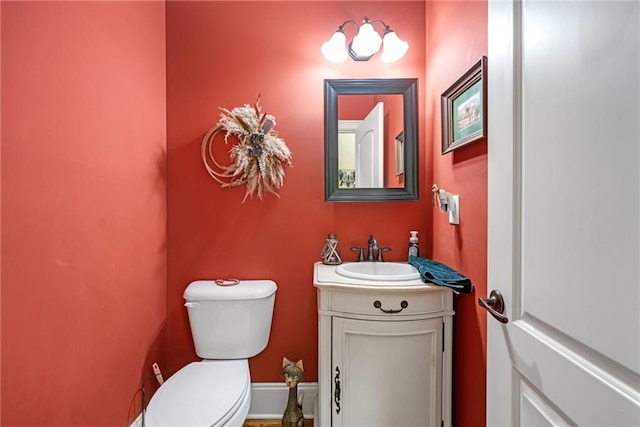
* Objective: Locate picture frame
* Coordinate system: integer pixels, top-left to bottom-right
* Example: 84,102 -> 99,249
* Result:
338,168 -> 355,189
394,131 -> 404,176
441,56 -> 487,154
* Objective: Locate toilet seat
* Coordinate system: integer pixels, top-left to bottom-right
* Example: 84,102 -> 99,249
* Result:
145,359 -> 250,427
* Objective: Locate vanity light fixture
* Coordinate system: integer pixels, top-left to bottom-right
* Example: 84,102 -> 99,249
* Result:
321,17 -> 409,64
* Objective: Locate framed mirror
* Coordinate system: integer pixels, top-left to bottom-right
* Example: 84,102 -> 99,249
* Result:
324,78 -> 419,202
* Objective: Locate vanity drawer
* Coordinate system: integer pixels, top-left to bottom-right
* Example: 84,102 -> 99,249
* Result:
330,290 -> 447,316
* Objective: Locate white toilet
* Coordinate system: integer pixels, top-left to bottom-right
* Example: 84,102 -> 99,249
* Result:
145,279 -> 277,427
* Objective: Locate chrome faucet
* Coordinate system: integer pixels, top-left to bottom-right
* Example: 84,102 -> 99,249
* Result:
351,234 -> 391,262
367,235 -> 378,261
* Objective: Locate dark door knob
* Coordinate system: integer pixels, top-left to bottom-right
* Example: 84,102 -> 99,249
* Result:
478,290 -> 509,323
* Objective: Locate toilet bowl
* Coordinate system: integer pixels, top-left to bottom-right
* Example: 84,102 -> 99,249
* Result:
145,360 -> 250,427
144,280 -> 277,427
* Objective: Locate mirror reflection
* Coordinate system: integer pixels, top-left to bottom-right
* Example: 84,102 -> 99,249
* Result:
337,94 -> 404,189
324,78 -> 419,202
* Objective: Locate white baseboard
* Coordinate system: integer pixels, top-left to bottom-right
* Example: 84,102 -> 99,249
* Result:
248,382 -> 318,420
129,382 -> 318,426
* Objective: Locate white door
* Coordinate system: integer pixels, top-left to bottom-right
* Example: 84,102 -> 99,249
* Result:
355,102 -> 384,188
487,1 -> 640,425
332,317 -> 442,427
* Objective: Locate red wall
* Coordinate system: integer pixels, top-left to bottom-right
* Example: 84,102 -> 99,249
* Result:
425,2 -> 488,426
381,94 -> 405,188
165,1 -> 427,383
1,2 -> 167,426
338,95 -> 376,119
1,1 -> 489,425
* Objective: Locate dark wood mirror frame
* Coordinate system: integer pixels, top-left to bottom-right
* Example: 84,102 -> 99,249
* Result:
324,78 -> 419,202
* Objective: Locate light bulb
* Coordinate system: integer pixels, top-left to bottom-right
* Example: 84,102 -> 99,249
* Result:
381,31 -> 409,63
350,22 -> 382,57
321,31 -> 348,63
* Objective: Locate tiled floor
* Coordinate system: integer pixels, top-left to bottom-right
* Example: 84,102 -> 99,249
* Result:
243,419 -> 314,427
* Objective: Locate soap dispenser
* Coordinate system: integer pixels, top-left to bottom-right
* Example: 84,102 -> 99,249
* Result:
408,231 -> 419,260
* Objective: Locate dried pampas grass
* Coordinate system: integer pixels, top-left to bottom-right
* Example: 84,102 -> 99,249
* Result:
201,95 -> 292,202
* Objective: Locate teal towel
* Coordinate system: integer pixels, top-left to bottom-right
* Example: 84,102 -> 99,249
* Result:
408,255 -> 474,293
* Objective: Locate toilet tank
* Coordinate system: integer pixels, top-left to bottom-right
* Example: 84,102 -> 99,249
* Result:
183,280 -> 277,359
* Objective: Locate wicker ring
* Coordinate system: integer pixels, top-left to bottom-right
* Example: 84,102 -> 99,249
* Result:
201,125 -> 246,187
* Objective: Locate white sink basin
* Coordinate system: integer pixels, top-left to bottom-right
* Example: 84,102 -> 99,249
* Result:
335,262 -> 420,281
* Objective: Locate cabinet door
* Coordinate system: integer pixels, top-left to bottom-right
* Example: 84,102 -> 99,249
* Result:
331,317 -> 442,427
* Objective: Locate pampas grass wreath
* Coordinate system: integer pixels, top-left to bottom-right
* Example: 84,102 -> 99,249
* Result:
201,95 -> 292,202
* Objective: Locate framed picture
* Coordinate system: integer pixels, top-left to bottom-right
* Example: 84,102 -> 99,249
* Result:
338,169 -> 355,188
441,56 -> 487,154
394,131 -> 404,176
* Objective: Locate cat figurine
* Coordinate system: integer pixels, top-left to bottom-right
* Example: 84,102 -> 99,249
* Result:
281,357 -> 305,427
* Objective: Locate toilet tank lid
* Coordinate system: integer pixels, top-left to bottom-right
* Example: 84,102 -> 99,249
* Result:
184,279 -> 277,301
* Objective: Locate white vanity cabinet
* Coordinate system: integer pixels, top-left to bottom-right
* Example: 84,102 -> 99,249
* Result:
314,262 -> 454,427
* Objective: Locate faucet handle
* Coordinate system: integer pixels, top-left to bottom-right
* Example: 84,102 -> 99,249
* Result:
350,246 -> 365,262
377,247 -> 391,262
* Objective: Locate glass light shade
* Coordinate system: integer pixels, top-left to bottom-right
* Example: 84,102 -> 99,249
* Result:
350,23 -> 382,57
321,31 -> 348,63
380,31 -> 409,63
